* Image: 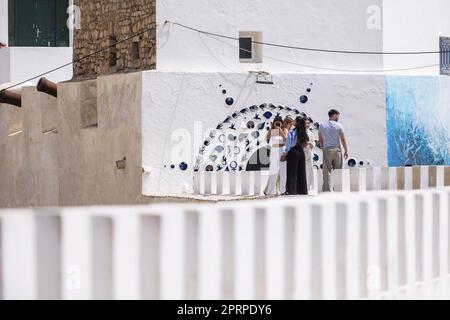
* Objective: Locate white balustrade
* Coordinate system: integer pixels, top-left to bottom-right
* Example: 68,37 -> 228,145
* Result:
0,187 -> 449,300
194,166 -> 449,196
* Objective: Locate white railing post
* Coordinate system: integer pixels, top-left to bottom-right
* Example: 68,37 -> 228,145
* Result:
35,214 -> 62,300
345,201 -> 361,299
420,166 -> 430,190
139,214 -> 162,300
437,190 -> 449,297
322,202 -> 337,300
420,192 -> 434,298
372,167 -> 382,191
229,172 -> 238,195
265,204 -> 285,300
234,207 -> 256,299
294,204 -> 312,300
62,210 -> 92,300
91,216 -> 114,300
332,170 -> 341,192
113,213 -> 139,300
241,172 -> 250,196
359,168 -> 367,192
313,169 -> 320,194
341,169 -> 351,192
317,169 -> 324,193
386,196 -> 400,298
381,167 -> 389,190
198,209 -> 222,300
222,172 -> 230,195
2,211 -> 38,300
404,192 -> 417,298
204,172 -> 213,195
216,172 -> 224,195
389,168 -> 398,190
193,172 -> 201,195
367,198 -> 382,299
350,169 -> 359,192
404,167 -> 413,190
160,210 -> 185,300
436,166 -> 445,188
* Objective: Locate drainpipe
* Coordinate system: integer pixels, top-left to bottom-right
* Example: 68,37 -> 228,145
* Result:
37,77 -> 58,97
0,89 -> 22,108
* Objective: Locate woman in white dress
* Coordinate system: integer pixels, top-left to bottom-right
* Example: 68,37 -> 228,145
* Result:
279,116 -> 294,194
304,118 -> 315,192
266,116 -> 293,195
266,116 -> 286,195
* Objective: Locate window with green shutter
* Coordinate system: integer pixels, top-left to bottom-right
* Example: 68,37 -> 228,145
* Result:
8,0 -> 70,47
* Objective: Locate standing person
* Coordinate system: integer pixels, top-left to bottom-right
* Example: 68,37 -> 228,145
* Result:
319,109 -> 349,192
304,118 -> 315,191
282,117 -> 309,195
266,116 -> 287,195
279,116 -> 294,194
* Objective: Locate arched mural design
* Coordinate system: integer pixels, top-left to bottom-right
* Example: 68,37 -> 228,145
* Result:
193,103 -> 324,172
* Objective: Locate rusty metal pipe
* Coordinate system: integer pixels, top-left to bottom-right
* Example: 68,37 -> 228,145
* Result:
37,77 -> 58,97
0,89 -> 22,108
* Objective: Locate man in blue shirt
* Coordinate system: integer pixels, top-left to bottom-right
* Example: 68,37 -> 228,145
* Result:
319,109 -> 349,192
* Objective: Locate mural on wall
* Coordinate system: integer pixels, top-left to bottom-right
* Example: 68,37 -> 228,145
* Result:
386,76 -> 450,167
142,72 -> 387,196
185,84 -> 371,173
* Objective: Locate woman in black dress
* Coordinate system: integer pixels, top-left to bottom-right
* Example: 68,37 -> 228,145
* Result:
283,117 -> 309,195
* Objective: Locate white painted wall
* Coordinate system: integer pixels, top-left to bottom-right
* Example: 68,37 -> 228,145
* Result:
383,0 -> 450,75
157,0 -> 384,73
0,48 -> 11,85
0,0 -> 8,45
1,47 -> 73,85
141,71 -> 387,196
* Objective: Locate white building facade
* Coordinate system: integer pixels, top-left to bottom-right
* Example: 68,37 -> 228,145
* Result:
0,0 -> 73,86
140,0 -> 450,195
156,0 -> 450,75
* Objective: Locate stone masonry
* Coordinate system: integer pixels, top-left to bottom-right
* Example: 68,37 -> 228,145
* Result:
73,0 -> 156,79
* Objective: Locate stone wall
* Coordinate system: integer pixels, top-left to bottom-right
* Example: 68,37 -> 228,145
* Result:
73,0 -> 156,80
0,72 -> 145,207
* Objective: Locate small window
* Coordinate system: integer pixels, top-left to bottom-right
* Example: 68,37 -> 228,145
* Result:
80,80 -> 98,129
239,31 -> 262,63
239,37 -> 252,59
440,37 -> 450,75
108,36 -> 117,68
131,41 -> 140,61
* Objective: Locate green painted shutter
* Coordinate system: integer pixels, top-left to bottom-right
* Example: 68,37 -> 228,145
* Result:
8,0 -> 69,47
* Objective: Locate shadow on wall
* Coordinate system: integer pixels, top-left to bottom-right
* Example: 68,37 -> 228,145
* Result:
386,76 -> 450,167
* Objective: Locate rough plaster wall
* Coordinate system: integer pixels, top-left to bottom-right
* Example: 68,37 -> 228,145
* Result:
57,72 -> 143,206
157,0 -> 383,73
0,88 -> 59,208
0,72 -> 143,208
141,71 -> 387,196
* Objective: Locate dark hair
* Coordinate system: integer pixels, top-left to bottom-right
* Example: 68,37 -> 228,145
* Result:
272,116 -> 283,129
295,117 -> 309,146
328,109 -> 340,118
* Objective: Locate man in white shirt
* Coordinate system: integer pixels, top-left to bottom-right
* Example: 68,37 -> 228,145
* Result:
319,109 -> 349,192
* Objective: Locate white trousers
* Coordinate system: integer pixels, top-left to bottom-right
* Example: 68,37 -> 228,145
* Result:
305,156 -> 314,191
267,147 -> 286,195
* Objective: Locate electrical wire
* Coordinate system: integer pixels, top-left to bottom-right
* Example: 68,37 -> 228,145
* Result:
200,28 -> 440,73
1,20 -> 446,94
169,21 -> 449,55
1,24 -> 155,93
